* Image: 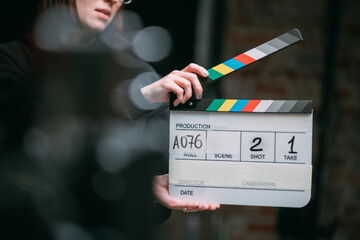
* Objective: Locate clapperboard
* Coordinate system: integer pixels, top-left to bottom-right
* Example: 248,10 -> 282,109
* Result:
168,29 -> 314,207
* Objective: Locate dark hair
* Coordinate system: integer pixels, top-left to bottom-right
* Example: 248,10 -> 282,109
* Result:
38,0 -> 78,26
39,0 -> 76,12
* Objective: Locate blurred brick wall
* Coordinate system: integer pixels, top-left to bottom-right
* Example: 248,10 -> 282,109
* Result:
158,0 -> 359,239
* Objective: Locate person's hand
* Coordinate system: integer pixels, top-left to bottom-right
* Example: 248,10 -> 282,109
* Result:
141,63 -> 209,107
152,174 -> 220,213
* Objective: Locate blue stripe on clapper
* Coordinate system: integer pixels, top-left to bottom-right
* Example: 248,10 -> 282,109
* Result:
223,58 -> 245,70
230,100 -> 250,112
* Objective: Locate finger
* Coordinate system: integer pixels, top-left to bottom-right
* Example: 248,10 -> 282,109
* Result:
179,201 -> 200,209
199,203 -> 210,211
185,204 -> 209,212
159,197 -> 200,210
173,71 -> 203,100
184,208 -> 200,213
172,201 -> 200,211
164,80 -> 184,106
172,75 -> 193,103
182,63 -> 209,78
208,203 -> 219,211
173,98 -> 182,107
182,202 -> 221,212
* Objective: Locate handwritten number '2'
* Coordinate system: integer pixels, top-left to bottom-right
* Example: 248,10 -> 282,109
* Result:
250,137 -> 263,151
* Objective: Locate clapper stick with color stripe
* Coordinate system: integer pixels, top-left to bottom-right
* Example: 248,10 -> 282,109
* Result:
199,29 -> 303,87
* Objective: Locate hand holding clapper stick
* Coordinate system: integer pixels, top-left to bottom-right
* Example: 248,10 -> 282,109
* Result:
170,29 -> 303,108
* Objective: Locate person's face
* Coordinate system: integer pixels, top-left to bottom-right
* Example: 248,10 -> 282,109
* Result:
76,0 -> 123,32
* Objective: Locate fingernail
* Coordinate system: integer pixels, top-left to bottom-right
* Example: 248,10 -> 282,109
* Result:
203,70 -> 209,76
198,94 -> 202,100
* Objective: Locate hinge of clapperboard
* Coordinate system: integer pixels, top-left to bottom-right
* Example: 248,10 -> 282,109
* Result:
170,29 -> 303,110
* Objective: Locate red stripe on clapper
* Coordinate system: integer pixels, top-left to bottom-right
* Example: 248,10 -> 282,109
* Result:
241,100 -> 261,112
234,53 -> 256,65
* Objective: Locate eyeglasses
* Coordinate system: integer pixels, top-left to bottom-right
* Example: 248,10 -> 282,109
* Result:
119,0 -> 133,4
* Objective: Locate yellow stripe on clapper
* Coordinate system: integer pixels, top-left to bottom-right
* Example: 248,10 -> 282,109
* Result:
218,99 -> 237,111
212,64 -> 234,75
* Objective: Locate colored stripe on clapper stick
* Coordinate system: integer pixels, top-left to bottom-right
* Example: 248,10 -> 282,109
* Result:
204,100 -> 312,113
200,29 -> 303,87
170,97 -> 312,113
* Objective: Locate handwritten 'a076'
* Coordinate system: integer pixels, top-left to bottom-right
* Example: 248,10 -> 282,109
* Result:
172,134 -> 203,149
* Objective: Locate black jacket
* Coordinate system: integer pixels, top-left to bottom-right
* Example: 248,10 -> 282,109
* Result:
0,36 -> 171,240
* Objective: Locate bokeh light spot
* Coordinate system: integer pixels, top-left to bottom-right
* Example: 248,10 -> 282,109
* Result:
132,26 -> 173,62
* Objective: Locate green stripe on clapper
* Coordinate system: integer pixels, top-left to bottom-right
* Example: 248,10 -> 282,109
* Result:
207,69 -> 223,80
206,99 -> 226,111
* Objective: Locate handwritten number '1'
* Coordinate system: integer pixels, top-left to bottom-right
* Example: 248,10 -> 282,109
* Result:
288,136 -> 297,154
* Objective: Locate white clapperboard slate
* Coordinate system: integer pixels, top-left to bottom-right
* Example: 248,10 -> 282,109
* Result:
168,29 -> 312,207
168,99 -> 313,207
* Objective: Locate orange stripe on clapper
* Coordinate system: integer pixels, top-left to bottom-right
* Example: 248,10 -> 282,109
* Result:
242,100 -> 261,112
234,53 -> 256,65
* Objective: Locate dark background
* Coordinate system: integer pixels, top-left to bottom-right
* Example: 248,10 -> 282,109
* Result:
1,0 -> 359,239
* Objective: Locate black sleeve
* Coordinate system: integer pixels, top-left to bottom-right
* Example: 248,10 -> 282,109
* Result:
150,201 -> 172,225
0,38 -> 38,151
107,50 -> 166,121
0,154 -> 54,240
111,84 -> 154,120
0,39 -> 54,239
